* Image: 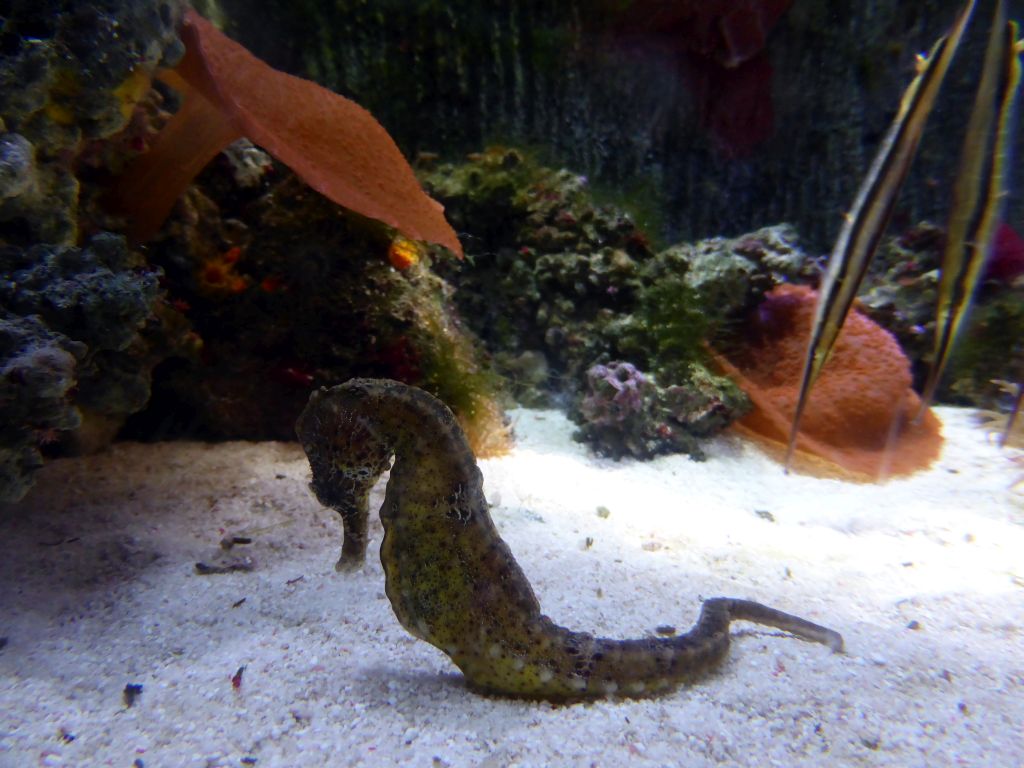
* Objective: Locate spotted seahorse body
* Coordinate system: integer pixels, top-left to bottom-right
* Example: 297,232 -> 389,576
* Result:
296,378 -> 843,700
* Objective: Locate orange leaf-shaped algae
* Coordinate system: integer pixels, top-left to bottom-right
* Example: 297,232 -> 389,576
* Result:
107,9 -> 461,256
714,284 -> 943,481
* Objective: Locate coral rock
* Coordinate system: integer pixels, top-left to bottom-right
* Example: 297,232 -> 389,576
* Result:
0,233 -> 178,502
716,284 -> 943,480
0,314 -> 84,502
572,360 -> 746,461
0,0 -> 186,244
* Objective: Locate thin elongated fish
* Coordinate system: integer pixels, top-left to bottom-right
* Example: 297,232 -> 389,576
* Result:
783,0 -> 976,472
919,4 -> 1023,414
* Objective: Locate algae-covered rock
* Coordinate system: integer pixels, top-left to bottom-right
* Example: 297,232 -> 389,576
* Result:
0,234 -> 173,500
0,0 -> 186,244
857,222 -> 1024,409
0,3 -> 194,501
0,313 -> 83,502
856,223 -> 944,389
671,225 -> 811,315
636,224 -> 813,381
425,149 -> 768,459
2,234 -> 159,352
424,148 -> 656,397
572,361 -> 748,461
126,159 -> 510,457
943,293 -> 1024,409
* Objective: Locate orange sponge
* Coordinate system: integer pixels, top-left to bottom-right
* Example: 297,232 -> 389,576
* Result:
107,10 -> 461,256
715,284 -> 943,480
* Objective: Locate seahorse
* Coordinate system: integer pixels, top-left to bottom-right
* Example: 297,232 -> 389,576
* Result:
295,378 -> 843,700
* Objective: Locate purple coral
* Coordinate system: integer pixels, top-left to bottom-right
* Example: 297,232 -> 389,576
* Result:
573,360 -> 745,460
580,361 -> 651,426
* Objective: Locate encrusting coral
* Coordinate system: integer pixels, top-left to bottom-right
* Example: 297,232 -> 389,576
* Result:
126,161 -> 509,457
0,234 -> 184,502
105,9 -> 461,256
855,222 -> 1024,411
0,0 -> 186,245
424,150 -> 808,459
574,360 -> 745,460
715,284 -> 943,480
0,314 -> 83,502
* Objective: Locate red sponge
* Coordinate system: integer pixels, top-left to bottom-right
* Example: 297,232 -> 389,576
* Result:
107,10 -> 461,256
716,284 -> 943,480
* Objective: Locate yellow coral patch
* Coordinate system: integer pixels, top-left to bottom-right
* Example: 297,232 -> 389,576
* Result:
44,102 -> 76,126
114,68 -> 153,120
46,70 -> 80,125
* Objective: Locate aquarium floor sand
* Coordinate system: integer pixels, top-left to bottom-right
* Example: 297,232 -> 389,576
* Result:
1,407 -> 1022,767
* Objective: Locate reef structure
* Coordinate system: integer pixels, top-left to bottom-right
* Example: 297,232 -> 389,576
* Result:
424,149 -> 793,460
0,234 -> 175,501
0,1 -> 191,502
0,0 -> 186,245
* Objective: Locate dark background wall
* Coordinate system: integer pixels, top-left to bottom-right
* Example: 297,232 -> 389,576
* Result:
213,0 -> 1023,254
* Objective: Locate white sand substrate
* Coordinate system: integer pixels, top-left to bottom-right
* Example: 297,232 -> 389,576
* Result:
0,406 -> 1022,767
